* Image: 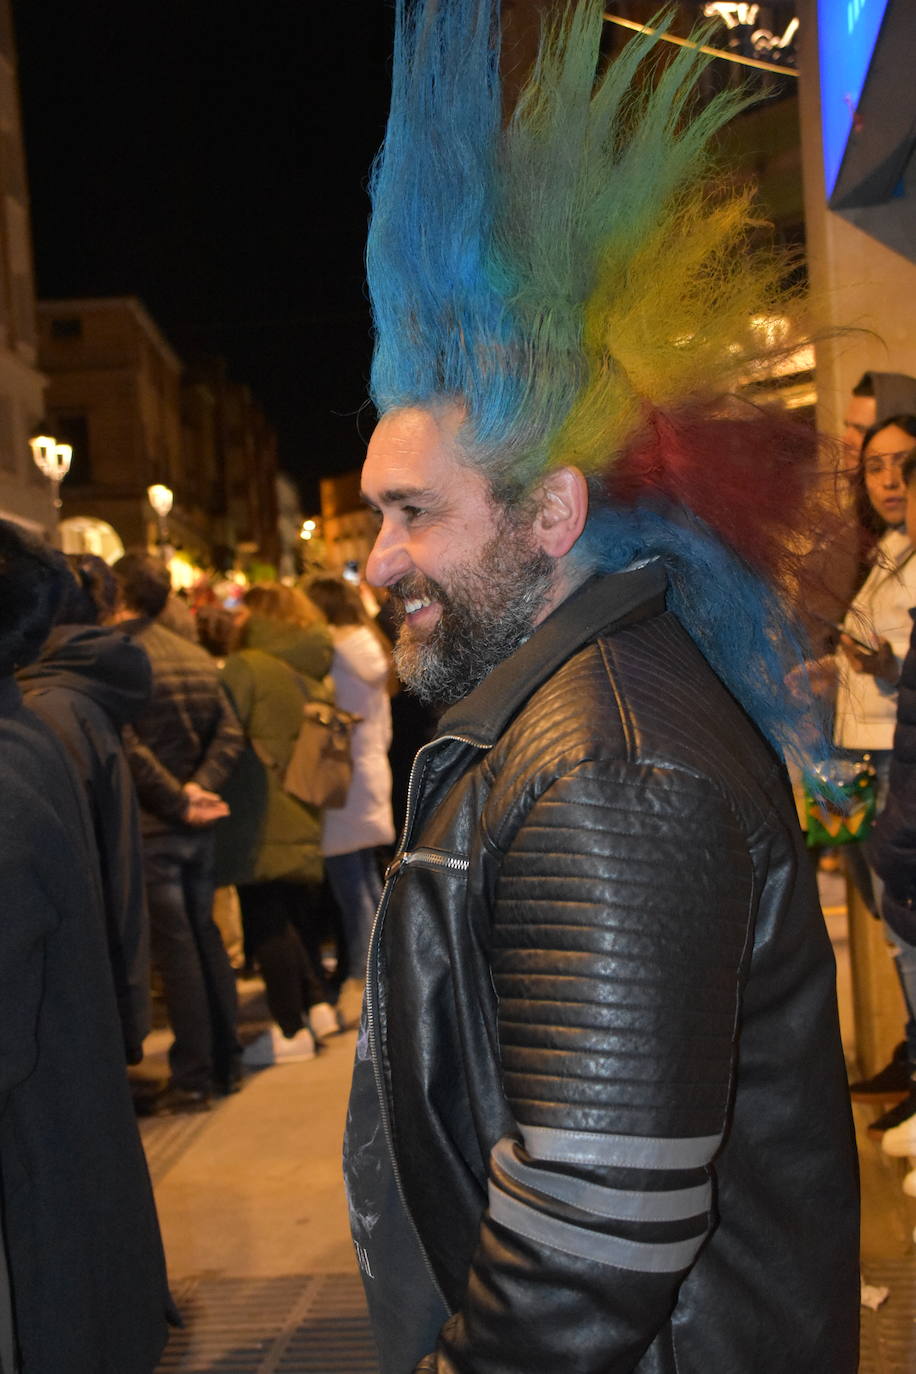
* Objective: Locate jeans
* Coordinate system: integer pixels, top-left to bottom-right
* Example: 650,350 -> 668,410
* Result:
144,829 -> 240,1092
886,925 -> 916,1071
236,880 -> 331,1037
325,848 -> 383,982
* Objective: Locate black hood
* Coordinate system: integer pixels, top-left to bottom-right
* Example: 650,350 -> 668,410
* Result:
18,624 -> 152,727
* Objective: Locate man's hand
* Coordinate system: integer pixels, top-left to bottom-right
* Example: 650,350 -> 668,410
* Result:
182,781 -> 229,827
838,634 -> 899,685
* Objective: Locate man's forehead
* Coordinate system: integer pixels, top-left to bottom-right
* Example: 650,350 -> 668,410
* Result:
361,405 -> 480,502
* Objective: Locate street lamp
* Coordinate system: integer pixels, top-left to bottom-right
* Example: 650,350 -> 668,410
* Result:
147,483 -> 174,557
29,432 -> 73,533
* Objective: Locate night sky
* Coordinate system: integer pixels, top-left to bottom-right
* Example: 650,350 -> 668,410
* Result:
12,1 -> 394,505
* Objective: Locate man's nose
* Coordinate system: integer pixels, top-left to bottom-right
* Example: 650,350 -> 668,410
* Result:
366,524 -> 410,588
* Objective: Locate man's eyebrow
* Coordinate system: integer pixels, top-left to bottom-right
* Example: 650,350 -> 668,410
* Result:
360,486 -> 436,507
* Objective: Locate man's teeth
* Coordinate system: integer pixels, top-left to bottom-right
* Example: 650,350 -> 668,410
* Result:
404,597 -> 432,615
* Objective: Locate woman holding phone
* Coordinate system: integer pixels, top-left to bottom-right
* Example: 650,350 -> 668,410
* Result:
834,414 -> 916,1131
833,415 -> 916,750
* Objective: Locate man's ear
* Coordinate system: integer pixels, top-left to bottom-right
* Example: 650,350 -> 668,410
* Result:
531,466 -> 589,558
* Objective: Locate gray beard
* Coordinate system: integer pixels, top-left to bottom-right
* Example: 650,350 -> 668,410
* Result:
392,523 -> 556,709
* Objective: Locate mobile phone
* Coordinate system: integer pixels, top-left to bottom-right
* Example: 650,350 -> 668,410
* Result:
812,613 -> 876,653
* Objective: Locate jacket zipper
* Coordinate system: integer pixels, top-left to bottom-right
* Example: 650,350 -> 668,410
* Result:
385,848 -> 470,880
363,732 -> 486,1310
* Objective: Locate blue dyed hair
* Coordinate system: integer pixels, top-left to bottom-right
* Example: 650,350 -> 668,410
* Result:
367,0 -> 830,771
576,495 -> 830,770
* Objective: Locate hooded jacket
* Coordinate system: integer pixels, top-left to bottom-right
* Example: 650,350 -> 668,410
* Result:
215,615 -> 334,886
344,566 -> 859,1374
18,624 -> 153,1062
865,370 -> 916,421
0,678 -> 169,1372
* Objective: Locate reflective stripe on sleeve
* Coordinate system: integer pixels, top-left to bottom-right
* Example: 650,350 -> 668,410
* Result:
491,1137 -> 711,1223
488,1181 -> 705,1274
521,1123 -> 721,1171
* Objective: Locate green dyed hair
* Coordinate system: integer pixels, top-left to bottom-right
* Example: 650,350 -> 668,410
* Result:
368,0 -> 802,497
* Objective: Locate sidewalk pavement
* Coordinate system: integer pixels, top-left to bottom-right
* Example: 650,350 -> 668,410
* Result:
821,869 -> 916,1373
140,984 -> 377,1372
142,878 -> 916,1372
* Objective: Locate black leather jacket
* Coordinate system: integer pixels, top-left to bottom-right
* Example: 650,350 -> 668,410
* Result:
346,565 -> 859,1374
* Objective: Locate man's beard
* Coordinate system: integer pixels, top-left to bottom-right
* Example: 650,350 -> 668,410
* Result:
391,516 -> 556,709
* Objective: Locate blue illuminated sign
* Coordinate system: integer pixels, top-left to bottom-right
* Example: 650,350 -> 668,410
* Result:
819,0 -> 891,197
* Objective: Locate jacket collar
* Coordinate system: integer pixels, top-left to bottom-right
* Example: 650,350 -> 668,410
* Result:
436,561 -> 667,747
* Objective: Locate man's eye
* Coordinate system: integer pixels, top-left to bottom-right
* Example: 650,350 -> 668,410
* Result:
402,505 -> 424,522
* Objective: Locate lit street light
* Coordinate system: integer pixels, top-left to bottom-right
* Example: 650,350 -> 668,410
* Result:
147,483 -> 174,559
29,431 -> 73,543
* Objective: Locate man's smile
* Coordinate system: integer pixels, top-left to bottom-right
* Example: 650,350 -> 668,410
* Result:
401,595 -> 441,637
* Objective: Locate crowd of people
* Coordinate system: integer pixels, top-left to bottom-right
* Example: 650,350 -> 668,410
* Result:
0,523 -> 406,1370
2,2 -> 916,1367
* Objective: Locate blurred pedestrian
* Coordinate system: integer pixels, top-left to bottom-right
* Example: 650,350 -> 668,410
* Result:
307,576 -> 395,1018
18,553 -> 154,1065
114,551 -> 245,1112
824,415 -> 916,1134
0,520 -> 169,1373
867,440 -> 916,1172
217,584 -> 340,1064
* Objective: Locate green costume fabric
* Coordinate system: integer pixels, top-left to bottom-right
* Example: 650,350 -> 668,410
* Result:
215,615 -> 333,886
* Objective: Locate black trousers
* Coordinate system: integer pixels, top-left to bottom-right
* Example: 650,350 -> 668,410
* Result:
236,880 -> 331,1037
144,829 -> 241,1092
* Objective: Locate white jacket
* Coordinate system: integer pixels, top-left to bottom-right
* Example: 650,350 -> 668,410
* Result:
321,625 -> 396,856
834,527 -> 916,750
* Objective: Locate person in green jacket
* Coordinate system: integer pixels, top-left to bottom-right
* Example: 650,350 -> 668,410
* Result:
216,584 -> 340,1064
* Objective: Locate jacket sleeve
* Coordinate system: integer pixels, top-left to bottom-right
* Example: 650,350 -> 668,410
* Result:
867,778 -> 916,900
122,723 -> 188,821
98,744 -> 152,1062
424,761 -> 755,1374
190,684 -> 244,794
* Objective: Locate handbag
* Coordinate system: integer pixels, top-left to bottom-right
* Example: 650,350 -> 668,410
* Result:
802,754 -> 877,848
282,700 -> 362,809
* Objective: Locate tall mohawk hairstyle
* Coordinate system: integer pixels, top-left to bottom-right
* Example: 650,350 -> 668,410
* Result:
367,0 -> 831,767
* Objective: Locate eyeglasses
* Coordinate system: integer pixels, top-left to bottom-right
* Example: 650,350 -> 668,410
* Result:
862,449 -> 916,477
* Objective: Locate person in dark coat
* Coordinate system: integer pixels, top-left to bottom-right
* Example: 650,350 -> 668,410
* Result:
18,559 -> 154,1064
114,551 -> 245,1112
0,519 -> 169,1373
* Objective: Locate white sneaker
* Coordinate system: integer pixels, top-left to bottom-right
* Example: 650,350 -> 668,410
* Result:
309,1001 -> 341,1042
272,1026 -> 317,1063
880,1110 -> 916,1157
241,1025 -> 317,1067
903,1168 -> 916,1198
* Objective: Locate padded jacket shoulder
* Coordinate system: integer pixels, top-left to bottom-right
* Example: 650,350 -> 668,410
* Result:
352,570 -> 859,1374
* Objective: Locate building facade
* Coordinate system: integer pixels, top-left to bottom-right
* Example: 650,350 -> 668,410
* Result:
37,297 -> 280,568
0,0 -> 51,533
319,468 -> 378,577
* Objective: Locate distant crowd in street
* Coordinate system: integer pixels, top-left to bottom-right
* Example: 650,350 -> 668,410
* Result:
5,368 -> 916,1369
0,523 -> 426,1370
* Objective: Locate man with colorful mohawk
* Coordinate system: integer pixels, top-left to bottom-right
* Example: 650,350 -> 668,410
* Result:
343,3 -> 859,1371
